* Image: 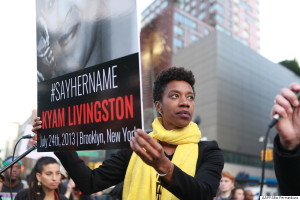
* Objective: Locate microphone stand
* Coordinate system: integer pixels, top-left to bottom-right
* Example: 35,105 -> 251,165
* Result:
0,145 -> 37,174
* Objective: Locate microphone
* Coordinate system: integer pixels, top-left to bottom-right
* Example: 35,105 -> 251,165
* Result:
269,91 -> 300,128
22,133 -> 35,139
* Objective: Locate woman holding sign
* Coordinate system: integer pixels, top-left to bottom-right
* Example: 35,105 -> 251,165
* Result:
33,67 -> 224,200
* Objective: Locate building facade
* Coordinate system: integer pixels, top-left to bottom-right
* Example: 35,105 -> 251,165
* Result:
172,31 -> 300,180
141,0 -> 260,51
140,0 -> 260,127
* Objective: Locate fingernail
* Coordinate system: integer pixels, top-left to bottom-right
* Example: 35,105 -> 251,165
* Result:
294,100 -> 299,107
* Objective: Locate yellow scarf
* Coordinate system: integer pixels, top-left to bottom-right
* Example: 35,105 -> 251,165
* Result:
123,118 -> 201,200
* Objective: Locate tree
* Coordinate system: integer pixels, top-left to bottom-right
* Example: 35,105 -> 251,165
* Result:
279,58 -> 300,77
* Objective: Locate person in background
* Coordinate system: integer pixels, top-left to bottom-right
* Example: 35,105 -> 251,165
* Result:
229,187 -> 245,200
90,182 -> 122,200
15,156 -> 67,200
0,174 -> 4,191
244,189 -> 254,200
33,67 -> 224,200
0,156 -> 27,194
64,178 -> 92,200
271,82 -> 300,195
215,171 -> 235,200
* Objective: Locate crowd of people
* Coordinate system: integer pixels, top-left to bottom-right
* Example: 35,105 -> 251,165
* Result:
0,157 -> 260,200
1,67 -> 300,199
214,171 -> 254,200
0,156 -> 120,200
0,159 -> 258,200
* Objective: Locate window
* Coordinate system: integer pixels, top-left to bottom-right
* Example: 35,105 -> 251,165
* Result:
199,2 -> 206,10
242,30 -> 249,38
174,25 -> 184,36
209,3 -> 224,13
244,13 -> 258,25
173,37 -> 183,48
225,20 -> 232,27
216,24 -> 224,32
150,2 -> 156,10
191,35 -> 200,41
174,12 -> 197,30
161,1 -> 168,9
209,6 -> 215,13
204,29 -> 210,35
233,35 -> 241,42
216,3 -> 224,12
191,9 -> 196,16
142,9 -> 150,18
242,21 -> 249,29
233,25 -> 239,32
154,0 -> 160,7
185,5 -> 191,12
233,15 -> 239,23
240,1 -> 252,12
227,10 -> 232,17
191,0 -> 197,7
215,14 -> 224,23
233,5 -> 239,13
226,0 -> 232,8
216,24 -> 231,36
180,3 -> 185,9
198,12 -> 206,20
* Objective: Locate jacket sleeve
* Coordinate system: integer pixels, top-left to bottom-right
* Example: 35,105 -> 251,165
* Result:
55,149 -> 132,195
273,134 -> 300,195
160,141 -> 224,200
14,188 -> 29,200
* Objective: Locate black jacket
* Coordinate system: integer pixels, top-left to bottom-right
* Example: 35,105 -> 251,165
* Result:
55,141 -> 224,200
273,134 -> 300,195
15,188 -> 68,200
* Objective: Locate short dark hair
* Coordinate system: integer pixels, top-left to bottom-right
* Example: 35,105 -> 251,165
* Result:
153,67 -> 195,102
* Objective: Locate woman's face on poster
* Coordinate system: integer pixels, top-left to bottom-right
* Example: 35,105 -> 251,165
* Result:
36,0 -> 101,79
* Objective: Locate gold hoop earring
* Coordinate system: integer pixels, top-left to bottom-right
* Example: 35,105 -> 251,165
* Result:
36,181 -> 42,195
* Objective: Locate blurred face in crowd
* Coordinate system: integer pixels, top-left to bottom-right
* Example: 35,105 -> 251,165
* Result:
245,190 -> 254,200
232,188 -> 245,200
36,163 -> 61,191
4,163 -> 21,182
0,176 -> 3,190
156,80 -> 195,130
219,176 -> 234,193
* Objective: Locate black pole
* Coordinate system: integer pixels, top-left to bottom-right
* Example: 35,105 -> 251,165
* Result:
0,145 -> 37,174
